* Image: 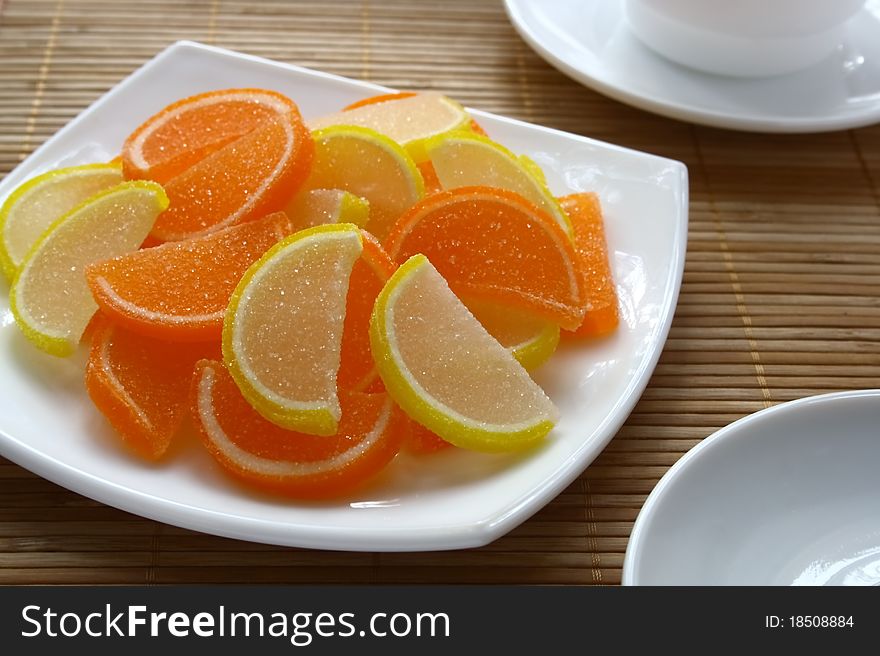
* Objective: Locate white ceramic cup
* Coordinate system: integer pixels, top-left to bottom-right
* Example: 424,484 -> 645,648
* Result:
624,0 -> 867,77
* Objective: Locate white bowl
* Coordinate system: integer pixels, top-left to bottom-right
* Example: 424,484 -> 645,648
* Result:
623,390 -> 880,585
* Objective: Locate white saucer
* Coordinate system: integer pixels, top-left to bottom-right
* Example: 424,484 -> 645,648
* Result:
622,390 -> 880,585
505,0 -> 880,132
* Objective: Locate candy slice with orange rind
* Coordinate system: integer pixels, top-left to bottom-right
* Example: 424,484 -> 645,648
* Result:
338,230 -> 397,393
122,88 -> 300,184
222,223 -> 363,435
10,181 -> 168,356
284,188 -> 370,230
86,319 -> 218,461
303,125 -> 424,241
370,254 -> 558,452
87,211 -> 293,342
417,161 -> 442,195
384,186 -> 586,330
310,91 -> 471,162
151,108 -> 313,242
424,131 -> 573,236
406,420 -> 454,454
0,162 -> 123,281
463,296 -> 560,371
559,192 -> 620,339
192,359 -> 406,498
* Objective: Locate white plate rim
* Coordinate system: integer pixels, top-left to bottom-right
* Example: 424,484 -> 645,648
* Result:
621,388 -> 880,585
504,0 -> 880,133
0,40 -> 689,552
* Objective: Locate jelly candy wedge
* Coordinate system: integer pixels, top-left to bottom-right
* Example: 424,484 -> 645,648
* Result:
11,181 -> 167,356
338,230 -> 397,392
559,192 -> 620,339
192,360 -> 406,498
303,125 -> 424,241
370,254 -> 558,452
406,420 -> 454,454
0,163 -> 123,281
384,186 -> 586,330
342,91 -> 489,137
122,88 -> 299,184
284,188 -> 370,230
311,91 -> 471,162
222,224 -> 363,435
86,319 -> 218,460
425,132 -> 573,236
151,108 -> 313,242
87,211 -> 293,342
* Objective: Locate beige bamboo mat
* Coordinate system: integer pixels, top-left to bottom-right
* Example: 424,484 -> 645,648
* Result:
1,0 -> 879,586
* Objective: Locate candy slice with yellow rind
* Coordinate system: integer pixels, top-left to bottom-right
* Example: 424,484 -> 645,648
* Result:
309,92 -> 470,162
303,125 -> 424,240
0,162 -> 123,281
370,254 -> 558,452
424,132 -> 573,236
284,188 -> 370,230
10,180 -> 168,356
222,223 -> 364,436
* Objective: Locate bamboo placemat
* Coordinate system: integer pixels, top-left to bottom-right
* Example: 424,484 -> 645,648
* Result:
1,0 -> 878,585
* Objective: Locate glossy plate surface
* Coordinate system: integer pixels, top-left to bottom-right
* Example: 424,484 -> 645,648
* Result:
623,390 -> 880,585
0,41 -> 687,551
505,0 -> 880,132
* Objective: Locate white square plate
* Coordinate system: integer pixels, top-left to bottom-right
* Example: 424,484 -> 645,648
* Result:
0,41 -> 687,551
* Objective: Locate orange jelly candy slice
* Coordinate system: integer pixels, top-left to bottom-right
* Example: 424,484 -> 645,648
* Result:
85,319 -> 218,460
87,211 -> 293,342
122,88 -> 300,184
191,359 -> 406,498
338,230 -> 397,392
384,186 -> 586,330
150,109 -> 313,242
417,161 -> 442,194
406,420 -> 453,454
559,193 -> 620,339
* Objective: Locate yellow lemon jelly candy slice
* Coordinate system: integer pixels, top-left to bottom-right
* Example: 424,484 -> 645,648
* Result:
284,188 -> 370,230
222,223 -> 364,435
0,162 -> 123,281
424,132 -> 573,236
303,126 -> 424,241
370,254 -> 559,452
11,181 -> 168,356
309,92 -> 471,162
